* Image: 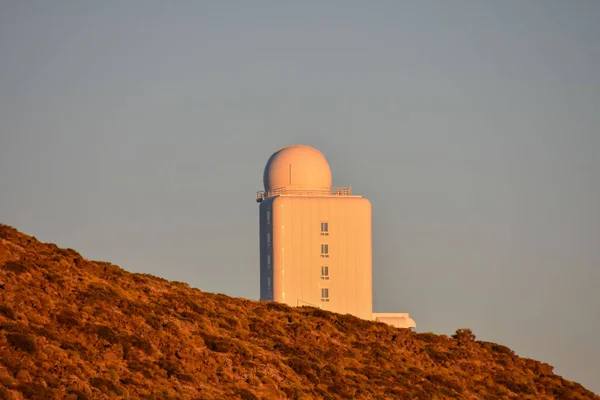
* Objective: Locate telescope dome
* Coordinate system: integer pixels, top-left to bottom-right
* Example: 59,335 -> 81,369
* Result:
263,145 -> 332,192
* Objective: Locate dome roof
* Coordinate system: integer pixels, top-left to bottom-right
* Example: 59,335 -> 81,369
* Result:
263,145 -> 332,192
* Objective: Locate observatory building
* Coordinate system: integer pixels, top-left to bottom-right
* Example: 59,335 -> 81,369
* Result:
256,145 -> 415,329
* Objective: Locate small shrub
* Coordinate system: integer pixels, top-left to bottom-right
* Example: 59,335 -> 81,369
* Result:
452,328 -> 476,343
126,334 -> 153,355
132,275 -> 149,284
60,340 -> 92,359
427,374 -> 463,394
158,358 -> 181,378
127,360 -> 153,378
43,270 -> 61,283
438,387 -> 459,398
236,388 -> 259,400
201,333 -> 233,353
84,282 -> 120,301
265,302 -> 290,312
223,315 -> 240,329
0,322 -> 25,332
16,383 -> 55,399
57,248 -> 81,259
417,332 -> 440,343
56,309 -> 80,327
490,343 -> 513,356
96,325 -> 118,344
425,347 -> 450,364
2,261 -> 28,274
281,385 -> 305,399
310,308 -> 332,320
89,377 -> 123,396
145,314 -> 162,330
7,332 -> 37,354
0,305 -> 16,320
67,391 -> 90,400
285,356 -> 318,381
175,372 -> 196,383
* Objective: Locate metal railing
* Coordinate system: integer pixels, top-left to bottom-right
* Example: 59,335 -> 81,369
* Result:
297,299 -> 322,308
256,187 -> 352,202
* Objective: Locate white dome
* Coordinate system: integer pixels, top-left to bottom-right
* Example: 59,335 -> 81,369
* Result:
263,145 -> 332,192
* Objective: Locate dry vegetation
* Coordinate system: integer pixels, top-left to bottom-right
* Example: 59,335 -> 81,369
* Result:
0,224 -> 597,399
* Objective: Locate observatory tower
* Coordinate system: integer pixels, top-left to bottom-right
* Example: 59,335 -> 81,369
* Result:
256,145 -> 415,328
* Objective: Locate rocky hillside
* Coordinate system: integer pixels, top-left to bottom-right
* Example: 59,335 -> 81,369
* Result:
0,224 -> 597,399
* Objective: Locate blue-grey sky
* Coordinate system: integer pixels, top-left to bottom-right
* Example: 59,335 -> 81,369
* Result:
1,0 -> 599,392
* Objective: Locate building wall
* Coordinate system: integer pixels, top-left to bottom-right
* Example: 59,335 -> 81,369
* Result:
372,313 -> 416,329
260,195 -> 372,320
259,197 -> 274,301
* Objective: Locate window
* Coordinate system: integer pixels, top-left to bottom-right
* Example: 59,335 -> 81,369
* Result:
320,244 -> 329,258
321,288 -> 329,302
266,210 -> 271,224
267,233 -> 271,246
320,222 -> 329,236
321,266 -> 329,280
267,254 -> 271,267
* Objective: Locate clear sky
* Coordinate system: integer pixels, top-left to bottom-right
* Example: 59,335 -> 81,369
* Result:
1,0 -> 599,392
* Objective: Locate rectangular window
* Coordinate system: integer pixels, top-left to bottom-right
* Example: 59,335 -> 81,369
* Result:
266,210 -> 271,224
267,233 -> 271,246
320,222 -> 329,236
321,266 -> 329,280
267,254 -> 271,266
321,288 -> 329,302
320,244 -> 329,258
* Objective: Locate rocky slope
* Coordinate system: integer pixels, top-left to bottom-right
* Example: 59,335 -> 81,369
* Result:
0,224 -> 597,399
